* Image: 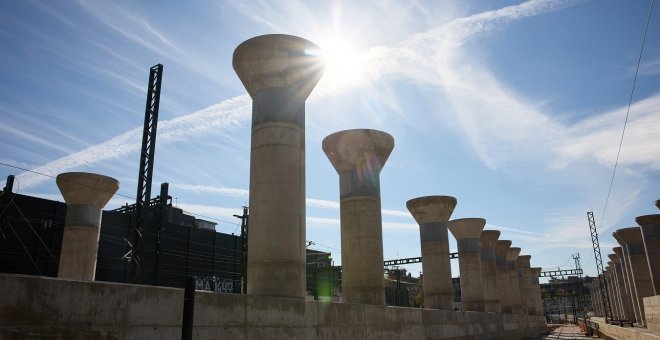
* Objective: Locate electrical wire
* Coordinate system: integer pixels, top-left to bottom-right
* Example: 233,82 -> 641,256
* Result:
599,0 -> 655,229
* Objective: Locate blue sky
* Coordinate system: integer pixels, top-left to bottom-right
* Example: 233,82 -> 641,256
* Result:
1,0 -> 659,281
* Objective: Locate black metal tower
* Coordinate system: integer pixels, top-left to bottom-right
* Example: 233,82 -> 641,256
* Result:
127,64 -> 164,283
234,206 -> 249,293
588,211 -> 612,322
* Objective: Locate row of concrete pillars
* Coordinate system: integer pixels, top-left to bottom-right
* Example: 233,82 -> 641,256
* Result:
587,203 -> 660,327
407,197 -> 544,314
232,33 -> 543,315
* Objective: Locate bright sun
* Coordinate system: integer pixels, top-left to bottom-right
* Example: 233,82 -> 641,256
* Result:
317,38 -> 363,89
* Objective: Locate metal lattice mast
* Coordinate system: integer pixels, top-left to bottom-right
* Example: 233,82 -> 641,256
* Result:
234,206 -> 249,293
588,211 -> 612,322
128,64 -> 164,283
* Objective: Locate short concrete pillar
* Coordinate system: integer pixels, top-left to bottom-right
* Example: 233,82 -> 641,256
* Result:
56,172 -> 119,281
406,196 -> 457,310
609,253 -> 633,321
530,267 -> 543,316
479,230 -> 500,313
614,227 -> 653,325
506,247 -> 523,314
495,240 -> 512,313
448,218 -> 486,312
323,129 -> 394,305
635,214 -> 660,295
614,246 -> 641,323
517,255 -> 532,315
233,34 -> 324,298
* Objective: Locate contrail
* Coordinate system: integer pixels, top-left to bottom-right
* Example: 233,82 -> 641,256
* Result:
15,0 -> 577,188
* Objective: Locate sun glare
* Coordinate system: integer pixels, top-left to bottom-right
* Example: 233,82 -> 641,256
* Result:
318,38 -> 363,89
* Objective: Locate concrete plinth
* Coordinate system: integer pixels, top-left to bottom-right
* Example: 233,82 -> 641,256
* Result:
506,247 -> 523,314
614,227 -> 653,326
448,218 -> 486,312
495,240 -> 512,313
635,214 -> 660,295
406,196 -> 457,310
516,255 -> 532,316
530,267 -> 543,316
479,230 -> 501,313
233,34 -> 324,299
323,129 -> 394,305
614,246 -> 641,324
56,172 -> 119,281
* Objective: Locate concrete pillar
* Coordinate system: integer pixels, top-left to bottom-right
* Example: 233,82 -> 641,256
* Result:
495,240 -> 512,313
614,246 -> 641,324
323,129 -> 394,305
591,282 -> 599,316
609,253 -> 633,321
530,267 -> 543,316
233,34 -> 324,298
614,232 -> 643,324
479,230 -> 500,313
614,227 -> 653,326
606,265 -> 621,320
448,218 -> 485,312
406,196 -> 457,310
507,247 -> 523,314
517,255 -> 532,315
636,214 -> 660,295
56,172 -> 118,281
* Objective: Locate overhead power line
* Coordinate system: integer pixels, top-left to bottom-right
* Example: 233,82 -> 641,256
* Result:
600,0 -> 655,229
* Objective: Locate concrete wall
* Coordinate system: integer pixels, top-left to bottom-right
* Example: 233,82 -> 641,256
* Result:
0,274 -> 547,340
589,317 -> 660,340
645,295 -> 660,332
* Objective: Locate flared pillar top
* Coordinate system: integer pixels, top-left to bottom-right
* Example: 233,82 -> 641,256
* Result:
448,218 -> 486,239
233,34 -> 324,99
322,129 -> 394,173
608,253 -> 620,262
496,240 -> 512,253
406,196 -> 457,223
56,172 -> 119,208
614,227 -> 643,245
517,255 -> 531,268
613,246 -> 624,257
636,214 -> 660,227
506,247 -> 521,261
530,267 -> 541,277
480,230 -> 500,248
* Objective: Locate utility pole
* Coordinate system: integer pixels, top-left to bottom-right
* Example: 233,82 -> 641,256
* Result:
234,206 -> 248,293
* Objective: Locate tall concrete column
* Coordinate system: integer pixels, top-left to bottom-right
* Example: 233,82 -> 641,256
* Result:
636,214 -> 660,295
614,246 -> 640,324
586,281 -> 600,316
614,227 -> 653,326
609,254 -> 633,321
233,34 -> 324,298
605,265 -> 621,320
56,172 -> 118,281
517,255 -> 532,315
448,218 -> 486,312
479,230 -> 500,313
530,267 -> 543,316
495,240 -> 512,313
614,231 -> 644,324
507,247 -> 523,314
323,129 -> 394,305
406,196 -> 457,310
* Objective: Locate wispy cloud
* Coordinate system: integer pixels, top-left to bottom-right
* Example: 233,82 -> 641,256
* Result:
16,95 -> 250,188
